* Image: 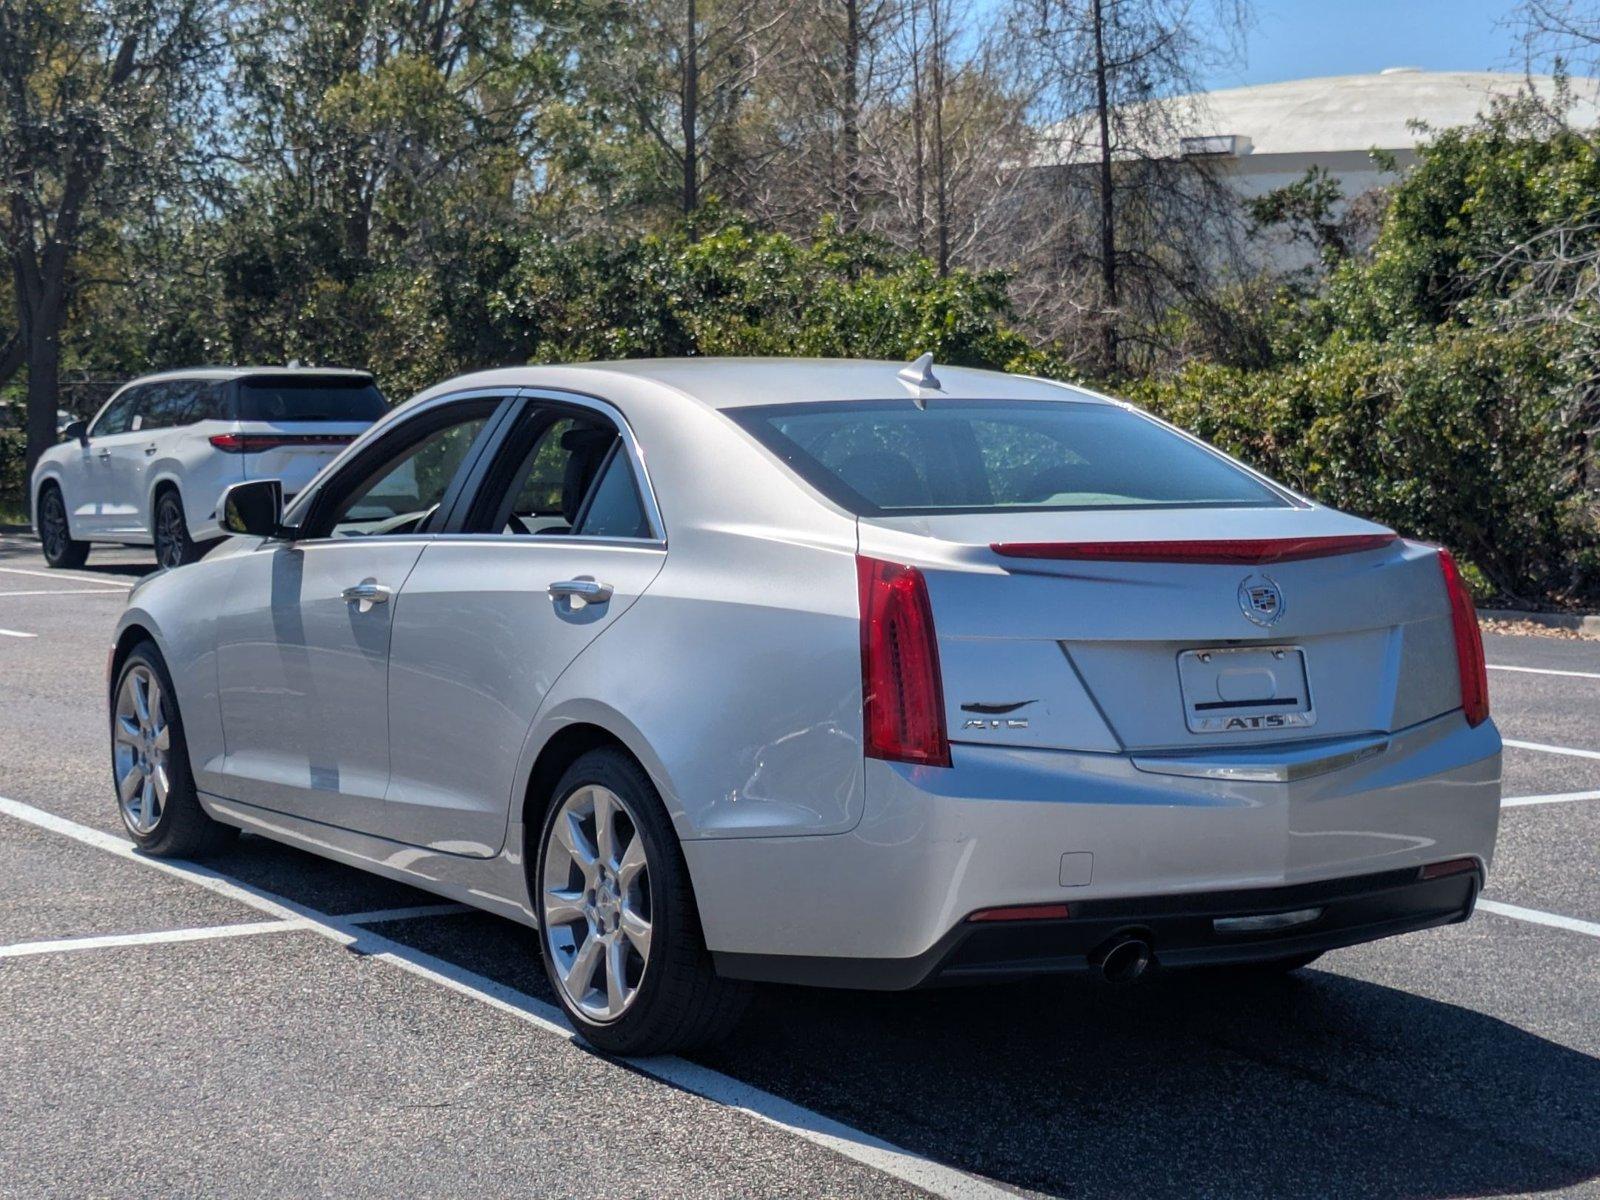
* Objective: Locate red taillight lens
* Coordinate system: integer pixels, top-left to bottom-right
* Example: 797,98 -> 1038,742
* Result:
967,903 -> 1070,922
1420,857 -> 1479,880
1437,549 -> 1489,727
990,534 -> 1399,565
857,556 -> 950,767
210,433 -> 354,453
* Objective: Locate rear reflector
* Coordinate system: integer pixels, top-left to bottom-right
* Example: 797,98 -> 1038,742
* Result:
1420,857 -> 1479,880
209,433 -> 356,453
858,556 -> 951,767
990,534 -> 1398,565
1436,549 -> 1490,727
968,903 -> 1071,923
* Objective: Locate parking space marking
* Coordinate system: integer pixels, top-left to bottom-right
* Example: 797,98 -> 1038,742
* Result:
1503,738 -> 1600,761
1479,899 -> 1600,940
0,588 -> 127,598
0,919 -> 299,960
0,794 -> 1011,1200
0,566 -> 130,589
1503,789 -> 1600,808
0,628 -> 37,639
1488,663 -> 1600,680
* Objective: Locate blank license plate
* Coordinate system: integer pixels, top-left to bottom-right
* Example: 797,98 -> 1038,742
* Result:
1178,646 -> 1315,733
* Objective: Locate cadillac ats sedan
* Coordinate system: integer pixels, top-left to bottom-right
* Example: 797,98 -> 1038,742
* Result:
107,357 -> 1501,1054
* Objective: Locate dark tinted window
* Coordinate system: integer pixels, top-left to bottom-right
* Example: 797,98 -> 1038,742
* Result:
237,376 -> 387,423
730,399 -> 1288,514
91,386 -> 145,436
575,447 -> 651,538
141,380 -> 222,429
323,410 -> 492,537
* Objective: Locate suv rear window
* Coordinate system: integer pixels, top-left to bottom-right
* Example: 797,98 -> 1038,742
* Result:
236,376 -> 387,423
728,398 -> 1289,514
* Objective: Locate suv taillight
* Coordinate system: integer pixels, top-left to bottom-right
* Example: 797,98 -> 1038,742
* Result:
1437,549 -> 1489,727
210,433 -> 355,453
857,556 -> 950,767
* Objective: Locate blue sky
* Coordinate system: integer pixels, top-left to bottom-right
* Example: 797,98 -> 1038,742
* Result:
1205,0 -> 1524,89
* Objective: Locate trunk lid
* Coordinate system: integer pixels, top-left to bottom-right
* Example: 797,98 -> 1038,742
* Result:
858,508 -> 1461,754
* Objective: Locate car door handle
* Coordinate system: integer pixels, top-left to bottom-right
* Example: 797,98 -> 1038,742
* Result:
548,578 -> 613,605
341,581 -> 393,613
143,444 -> 158,455
97,449 -> 112,460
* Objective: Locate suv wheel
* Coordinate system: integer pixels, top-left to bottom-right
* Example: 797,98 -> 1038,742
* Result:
111,642 -> 238,857
153,489 -> 199,569
535,747 -> 749,1055
37,485 -> 90,569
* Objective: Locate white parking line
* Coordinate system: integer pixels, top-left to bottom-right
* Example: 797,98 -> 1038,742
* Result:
1478,899 -> 1600,939
1502,790 -> 1600,808
1502,738 -> 1600,762
0,589 -> 127,598
0,919 -> 298,960
0,795 -> 1011,1200
1488,663 -> 1600,680
0,566 -> 130,589
0,628 -> 37,639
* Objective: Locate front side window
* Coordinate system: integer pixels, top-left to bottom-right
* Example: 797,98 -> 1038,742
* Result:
318,408 -> 493,538
728,398 -> 1289,515
91,386 -> 145,437
467,408 -> 652,539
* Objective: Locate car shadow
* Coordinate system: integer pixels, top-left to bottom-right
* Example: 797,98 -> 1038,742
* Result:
206,833 -> 1600,1200
0,534 -> 152,579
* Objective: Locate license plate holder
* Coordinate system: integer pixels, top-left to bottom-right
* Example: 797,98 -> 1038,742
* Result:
1178,645 -> 1315,733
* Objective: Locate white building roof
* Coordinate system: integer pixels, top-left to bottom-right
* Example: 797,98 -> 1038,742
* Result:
1037,69 -> 1600,164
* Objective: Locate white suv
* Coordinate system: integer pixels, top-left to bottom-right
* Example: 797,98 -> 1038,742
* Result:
31,367 -> 385,569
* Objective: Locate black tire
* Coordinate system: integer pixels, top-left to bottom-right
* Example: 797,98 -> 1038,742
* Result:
153,488 -> 200,569
534,747 -> 750,1055
37,484 -> 89,569
110,641 -> 238,858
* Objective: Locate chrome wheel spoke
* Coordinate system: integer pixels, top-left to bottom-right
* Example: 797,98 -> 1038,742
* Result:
617,833 -> 647,889
114,715 -> 141,746
118,763 -> 145,804
555,810 -> 597,879
593,788 -> 616,868
565,934 -> 603,1000
543,888 -> 587,928
605,938 -> 629,1013
153,724 -> 170,753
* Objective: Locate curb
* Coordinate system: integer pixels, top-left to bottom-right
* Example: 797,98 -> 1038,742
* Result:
1479,607 -> 1600,635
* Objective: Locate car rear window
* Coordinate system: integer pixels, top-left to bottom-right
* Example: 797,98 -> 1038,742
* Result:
728,398 -> 1290,514
237,376 -> 388,423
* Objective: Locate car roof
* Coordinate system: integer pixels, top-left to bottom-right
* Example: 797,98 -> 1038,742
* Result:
119,366 -> 376,385
415,357 -> 1114,411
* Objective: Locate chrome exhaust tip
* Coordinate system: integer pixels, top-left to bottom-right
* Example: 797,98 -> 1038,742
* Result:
1092,936 -> 1154,984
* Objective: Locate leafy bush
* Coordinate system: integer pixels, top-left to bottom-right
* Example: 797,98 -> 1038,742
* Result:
0,430 -> 25,515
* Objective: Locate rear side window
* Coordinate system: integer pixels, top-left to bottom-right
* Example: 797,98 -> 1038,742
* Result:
140,380 -> 223,429
728,399 -> 1288,514
237,376 -> 387,423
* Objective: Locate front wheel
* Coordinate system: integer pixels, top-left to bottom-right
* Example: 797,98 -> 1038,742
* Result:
111,642 -> 237,858
153,489 -> 200,570
535,748 -> 749,1055
37,485 -> 89,569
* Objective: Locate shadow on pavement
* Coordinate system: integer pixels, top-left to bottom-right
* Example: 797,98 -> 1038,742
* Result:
0,532 -> 153,579
203,833 -> 1600,1200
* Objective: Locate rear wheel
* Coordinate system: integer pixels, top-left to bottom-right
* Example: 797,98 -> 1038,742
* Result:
37,485 -> 89,569
111,642 -> 237,858
153,489 -> 199,569
535,747 -> 749,1055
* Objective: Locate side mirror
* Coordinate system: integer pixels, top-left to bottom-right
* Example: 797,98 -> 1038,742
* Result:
64,419 -> 88,446
219,478 -> 285,538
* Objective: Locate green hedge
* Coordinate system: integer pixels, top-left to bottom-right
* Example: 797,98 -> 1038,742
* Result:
0,430 -> 24,517
1130,326 -> 1598,605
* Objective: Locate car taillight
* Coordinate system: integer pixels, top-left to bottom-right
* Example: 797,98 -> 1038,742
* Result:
1437,549 -> 1490,727
857,555 -> 950,767
209,433 -> 354,453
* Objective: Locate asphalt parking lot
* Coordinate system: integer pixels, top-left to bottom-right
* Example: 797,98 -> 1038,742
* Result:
1,533 -> 1597,1199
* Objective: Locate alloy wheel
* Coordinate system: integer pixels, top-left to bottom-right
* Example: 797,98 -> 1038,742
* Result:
40,491 -> 68,559
541,784 -> 654,1022
113,665 -> 171,835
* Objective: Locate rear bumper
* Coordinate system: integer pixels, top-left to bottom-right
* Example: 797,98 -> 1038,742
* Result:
684,710 -> 1501,985
715,864 -> 1480,988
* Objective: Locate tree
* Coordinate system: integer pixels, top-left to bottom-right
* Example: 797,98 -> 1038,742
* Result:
1004,0 -> 1251,372
0,0 -> 217,473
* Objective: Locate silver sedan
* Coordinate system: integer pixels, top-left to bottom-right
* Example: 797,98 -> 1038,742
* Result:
107,357 -> 1501,1054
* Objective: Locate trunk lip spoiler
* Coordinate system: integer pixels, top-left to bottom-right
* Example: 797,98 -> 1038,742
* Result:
989,534 -> 1398,566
